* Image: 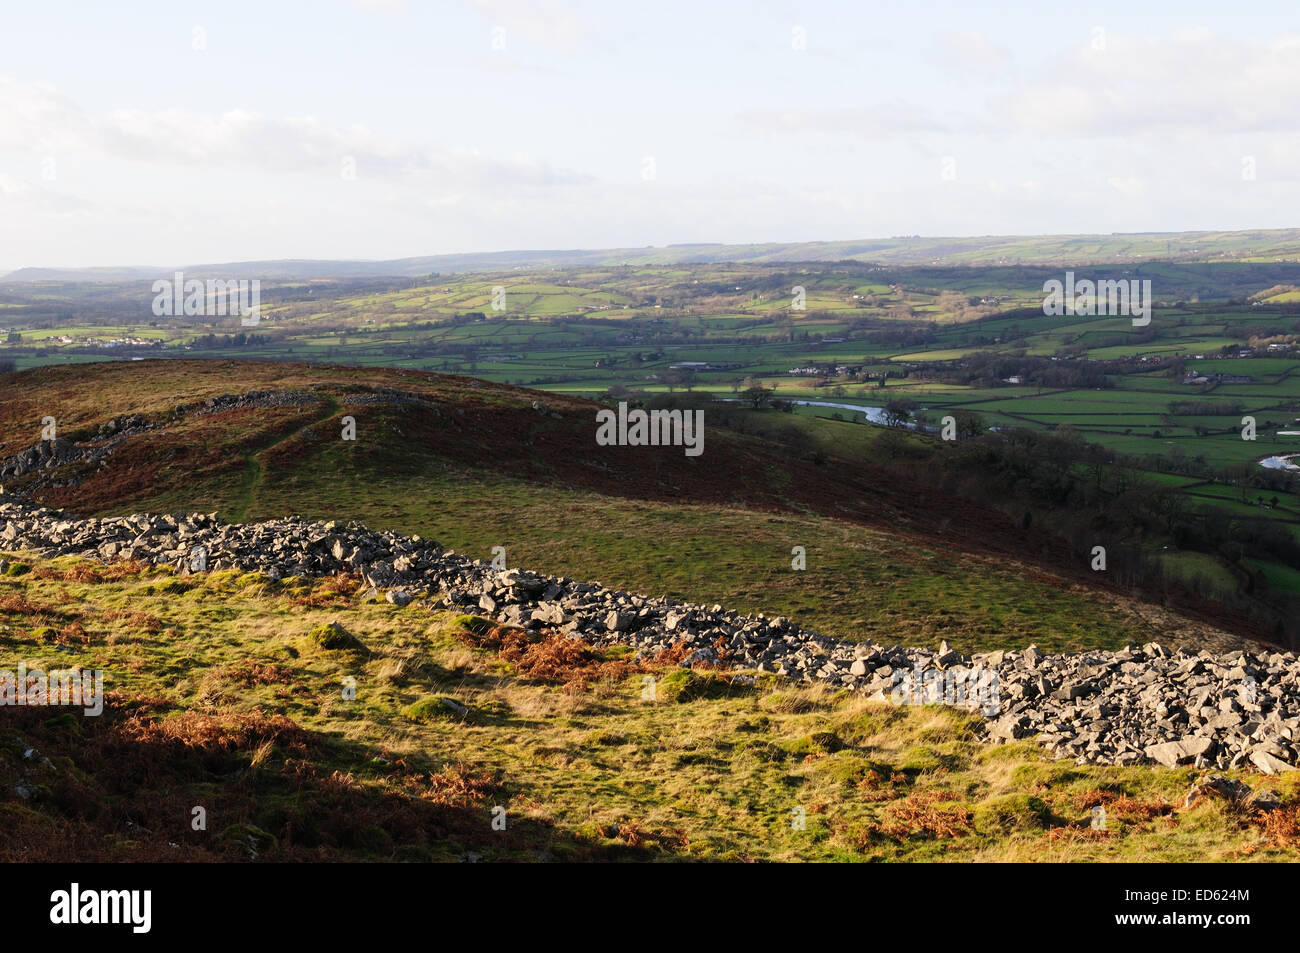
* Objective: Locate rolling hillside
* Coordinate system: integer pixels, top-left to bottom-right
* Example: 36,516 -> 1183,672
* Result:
4,359 -> 1300,864
0,360 -> 1261,654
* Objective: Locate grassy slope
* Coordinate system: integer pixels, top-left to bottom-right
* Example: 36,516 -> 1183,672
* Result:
0,360 -> 1247,655
1,555 -> 1297,862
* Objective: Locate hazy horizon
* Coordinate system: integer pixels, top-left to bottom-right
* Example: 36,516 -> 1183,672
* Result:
8,224 -> 1300,279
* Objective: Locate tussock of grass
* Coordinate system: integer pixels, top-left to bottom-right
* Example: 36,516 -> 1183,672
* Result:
309,621 -> 368,653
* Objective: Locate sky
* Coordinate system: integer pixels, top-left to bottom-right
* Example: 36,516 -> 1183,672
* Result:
0,0 -> 1297,271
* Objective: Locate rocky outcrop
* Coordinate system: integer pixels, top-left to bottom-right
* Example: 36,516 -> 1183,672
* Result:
0,438 -> 85,480
0,500 -> 1296,774
179,390 -> 319,417
340,388 -> 441,411
0,437 -> 124,494
0,390 -> 325,496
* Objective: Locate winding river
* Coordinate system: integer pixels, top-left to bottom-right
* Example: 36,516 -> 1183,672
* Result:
722,397 -> 892,424
740,400 -> 1298,468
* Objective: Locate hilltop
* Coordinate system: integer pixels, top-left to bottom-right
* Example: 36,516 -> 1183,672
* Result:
6,227 -> 1300,283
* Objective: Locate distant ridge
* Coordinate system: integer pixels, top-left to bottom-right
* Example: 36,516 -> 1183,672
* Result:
6,227 -> 1300,282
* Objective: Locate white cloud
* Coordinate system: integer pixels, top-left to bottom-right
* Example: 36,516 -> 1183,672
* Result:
995,29 -> 1300,137
0,77 -> 94,152
745,28 -> 1300,143
0,170 -> 93,214
0,77 -> 590,188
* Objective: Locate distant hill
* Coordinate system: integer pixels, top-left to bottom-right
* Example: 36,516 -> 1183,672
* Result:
7,227 -> 1300,282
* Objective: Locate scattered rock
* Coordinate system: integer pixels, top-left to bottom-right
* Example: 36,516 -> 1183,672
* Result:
1250,749 -> 1297,776
1248,789 -> 1283,812
1184,774 -> 1252,809
1,498 -> 1299,772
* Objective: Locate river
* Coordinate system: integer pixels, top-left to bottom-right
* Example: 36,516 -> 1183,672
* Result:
722,397 -> 892,424
1260,454 -> 1300,471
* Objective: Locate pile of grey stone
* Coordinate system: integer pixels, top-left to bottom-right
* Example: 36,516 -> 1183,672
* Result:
0,390 -> 327,493
0,438 -> 89,481
0,500 -> 1296,774
340,388 -> 442,411
181,390 -> 320,417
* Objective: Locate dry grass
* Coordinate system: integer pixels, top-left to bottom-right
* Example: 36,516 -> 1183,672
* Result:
0,557 -> 1295,862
